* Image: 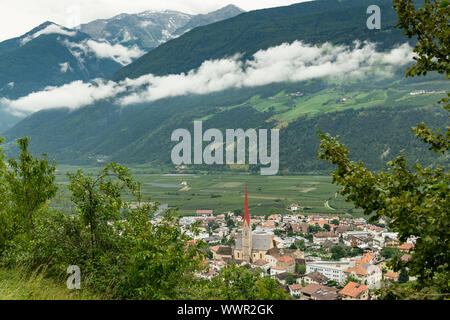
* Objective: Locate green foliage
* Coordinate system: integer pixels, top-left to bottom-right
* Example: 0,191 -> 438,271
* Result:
295,263 -> 306,275
317,0 -> 449,299
308,224 -> 323,234
393,0 -> 449,78
198,264 -> 289,300
0,137 -> 9,253
331,245 -> 347,260
318,132 -> 449,296
345,275 -> 361,285
66,163 -> 138,260
393,0 -> 450,158
4,137 -> 57,241
113,210 -> 207,299
398,268 -> 410,284
382,246 -> 402,259
0,139 -> 286,299
285,274 -> 297,285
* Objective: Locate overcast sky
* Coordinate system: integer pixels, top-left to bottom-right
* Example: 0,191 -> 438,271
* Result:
0,0 -> 308,42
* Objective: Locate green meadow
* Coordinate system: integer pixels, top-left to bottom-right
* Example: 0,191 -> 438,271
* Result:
52,165 -> 362,217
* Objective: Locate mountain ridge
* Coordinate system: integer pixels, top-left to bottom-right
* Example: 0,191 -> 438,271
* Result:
78,5 -> 245,51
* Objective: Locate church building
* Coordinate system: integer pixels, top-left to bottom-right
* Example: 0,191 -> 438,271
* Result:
233,185 -> 273,263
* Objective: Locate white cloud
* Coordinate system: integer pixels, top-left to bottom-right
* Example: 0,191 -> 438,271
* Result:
1,79 -> 126,114
2,41 -> 414,115
59,62 -> 72,73
64,39 -> 144,65
21,24 -> 77,45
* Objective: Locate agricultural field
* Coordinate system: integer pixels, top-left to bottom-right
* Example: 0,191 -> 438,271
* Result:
52,165 -> 363,217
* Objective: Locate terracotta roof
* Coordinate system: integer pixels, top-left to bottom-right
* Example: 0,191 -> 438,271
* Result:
314,231 -> 337,238
301,283 -> 322,295
253,259 -> 269,266
274,272 -> 290,280
217,246 -> 233,255
288,283 -> 304,291
305,272 -> 329,283
344,264 -> 368,276
398,243 -> 415,251
277,255 -> 295,265
210,245 -> 220,253
401,254 -> 412,262
301,283 -> 339,300
339,282 -> 368,298
355,253 -> 375,265
196,210 -> 213,215
384,271 -> 399,280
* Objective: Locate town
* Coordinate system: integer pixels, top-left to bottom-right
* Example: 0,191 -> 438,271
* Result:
148,184 -> 417,300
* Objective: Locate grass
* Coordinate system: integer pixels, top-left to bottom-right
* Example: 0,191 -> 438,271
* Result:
196,79 -> 447,125
0,267 -> 102,300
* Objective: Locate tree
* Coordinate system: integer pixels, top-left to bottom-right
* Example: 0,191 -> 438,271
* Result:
398,268 -> 410,284
331,245 -> 347,260
117,209 -> 207,299
331,219 -> 340,226
201,264 -> 289,300
295,263 -> 306,275
308,224 -> 322,234
323,224 -> 331,231
0,137 -> 10,254
285,274 -> 297,285
393,0 -> 449,78
345,275 -> 361,285
317,0 -> 449,298
382,247 -> 401,260
5,137 -> 57,241
67,163 -> 138,260
274,229 -> 283,236
296,239 -> 306,251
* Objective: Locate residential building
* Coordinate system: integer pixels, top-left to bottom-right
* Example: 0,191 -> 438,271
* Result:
344,263 -> 382,288
300,283 -> 339,300
196,209 -> 214,217
303,272 -> 329,285
288,284 -> 304,297
339,282 -> 369,300
313,231 -> 339,244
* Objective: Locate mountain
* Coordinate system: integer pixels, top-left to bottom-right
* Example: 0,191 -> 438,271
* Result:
0,21 -> 146,132
173,5 -> 245,36
3,0 -> 448,172
0,108 -> 20,134
79,5 -> 244,51
0,21 -> 138,99
111,0 -> 409,81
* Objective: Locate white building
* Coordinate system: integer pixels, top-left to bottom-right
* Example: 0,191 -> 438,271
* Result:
270,267 -> 287,276
306,261 -> 354,284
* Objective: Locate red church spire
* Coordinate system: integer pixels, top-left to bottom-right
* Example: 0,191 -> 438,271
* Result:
244,184 -> 250,227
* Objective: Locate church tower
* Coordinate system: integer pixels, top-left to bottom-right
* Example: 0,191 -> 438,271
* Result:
242,184 -> 252,263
